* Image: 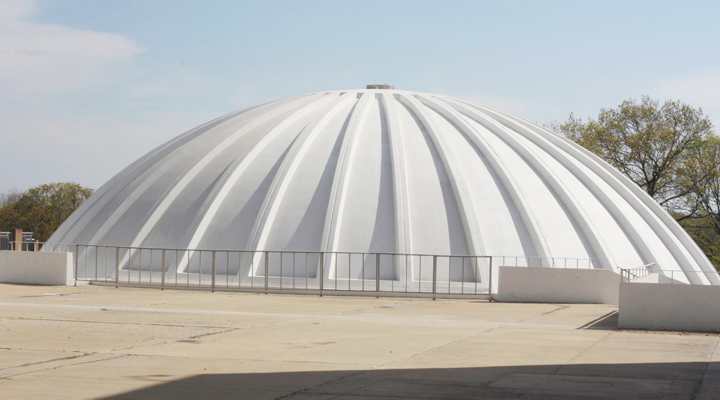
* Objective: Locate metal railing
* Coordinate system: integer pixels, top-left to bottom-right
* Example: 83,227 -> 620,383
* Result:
5,241 -> 46,252
66,244 -> 495,299
493,255 -> 595,269
618,263 -> 656,282
619,265 -> 720,285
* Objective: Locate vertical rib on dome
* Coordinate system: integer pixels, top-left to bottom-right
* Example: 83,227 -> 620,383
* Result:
415,95 -> 552,263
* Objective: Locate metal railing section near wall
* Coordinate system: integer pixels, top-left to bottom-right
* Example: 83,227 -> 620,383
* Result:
492,255 -> 594,269
5,241 -> 46,252
619,266 -> 719,284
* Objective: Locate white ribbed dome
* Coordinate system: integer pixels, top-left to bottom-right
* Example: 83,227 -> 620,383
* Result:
48,88 -> 718,284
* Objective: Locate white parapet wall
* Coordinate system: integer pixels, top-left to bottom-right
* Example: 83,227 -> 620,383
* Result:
0,251 -> 74,286
496,266 -> 620,304
619,282 -> 720,332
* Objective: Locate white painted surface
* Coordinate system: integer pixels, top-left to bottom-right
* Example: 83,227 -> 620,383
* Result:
44,88 -> 720,285
0,252 -> 73,285
496,266 -> 620,304
619,282 -> 720,332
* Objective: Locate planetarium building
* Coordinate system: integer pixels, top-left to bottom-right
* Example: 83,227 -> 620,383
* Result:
47,87 -> 720,291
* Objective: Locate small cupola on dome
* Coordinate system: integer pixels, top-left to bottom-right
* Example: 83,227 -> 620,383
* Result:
366,84 -> 394,89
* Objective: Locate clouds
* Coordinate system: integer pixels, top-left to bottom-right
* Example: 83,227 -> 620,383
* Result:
0,0 -> 222,193
0,0 -> 34,22
0,0 -> 144,94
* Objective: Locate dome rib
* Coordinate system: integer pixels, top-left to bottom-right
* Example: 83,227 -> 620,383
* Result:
443,97 -> 616,271
67,95 -> 303,253
121,95 -> 318,265
246,94 -> 354,276
52,105 -> 255,245
473,103 -> 718,284
381,92 -> 412,257
321,92 -> 373,256
178,93 -> 337,271
463,102 -> 660,273
417,95 -> 552,263
397,94 -> 486,283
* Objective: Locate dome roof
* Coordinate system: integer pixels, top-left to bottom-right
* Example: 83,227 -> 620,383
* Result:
48,88 -> 718,284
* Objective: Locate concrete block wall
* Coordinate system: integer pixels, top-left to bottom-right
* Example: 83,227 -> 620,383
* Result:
496,266 -> 620,304
619,282 -> 720,332
0,251 -> 73,286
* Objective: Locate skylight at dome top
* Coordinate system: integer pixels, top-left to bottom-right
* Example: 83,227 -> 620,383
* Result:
47,87 -> 719,285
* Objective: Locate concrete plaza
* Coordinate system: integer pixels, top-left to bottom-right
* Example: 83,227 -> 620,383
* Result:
0,284 -> 718,399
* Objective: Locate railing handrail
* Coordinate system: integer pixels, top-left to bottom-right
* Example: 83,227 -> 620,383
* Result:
622,268 -> 718,275
619,267 -> 720,285
4,241 -> 46,251
42,242 -> 595,263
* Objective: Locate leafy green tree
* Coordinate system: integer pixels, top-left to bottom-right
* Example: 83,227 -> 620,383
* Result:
687,138 -> 720,266
550,96 -> 720,269
551,96 -> 718,219
0,183 -> 93,242
681,215 -> 720,268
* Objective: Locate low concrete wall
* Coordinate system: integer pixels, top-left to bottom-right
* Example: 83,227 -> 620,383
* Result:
496,266 -> 620,304
0,251 -> 73,285
619,282 -> 720,332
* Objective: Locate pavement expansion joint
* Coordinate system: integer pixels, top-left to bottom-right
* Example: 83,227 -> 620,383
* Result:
188,327 -> 240,339
275,369 -> 373,400
514,304 -> 570,324
692,336 -> 720,398
110,340 -> 174,353
4,316 -> 237,330
0,352 -> 95,372
5,354 -> 128,379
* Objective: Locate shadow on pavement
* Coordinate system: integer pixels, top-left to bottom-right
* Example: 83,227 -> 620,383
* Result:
100,361 -> 717,399
578,310 -> 618,330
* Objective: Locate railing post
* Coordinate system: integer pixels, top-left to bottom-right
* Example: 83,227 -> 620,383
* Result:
319,253 -> 324,297
211,250 -> 216,292
432,255 -> 437,301
74,245 -> 79,286
161,249 -> 166,290
264,251 -> 269,294
115,247 -> 120,288
488,256 -> 493,301
376,253 -> 380,298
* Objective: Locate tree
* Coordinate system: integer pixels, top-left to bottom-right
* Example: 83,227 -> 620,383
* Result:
0,183 -> 93,242
688,138 -> 720,266
0,188 -> 22,208
551,96 -> 718,219
550,96 -> 720,268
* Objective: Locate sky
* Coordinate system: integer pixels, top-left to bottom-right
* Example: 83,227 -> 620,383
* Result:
1,0 -> 719,193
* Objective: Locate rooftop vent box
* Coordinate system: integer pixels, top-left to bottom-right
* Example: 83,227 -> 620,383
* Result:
366,84 -> 394,89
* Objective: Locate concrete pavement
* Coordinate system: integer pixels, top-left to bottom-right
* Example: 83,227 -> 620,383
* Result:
0,284 -> 718,399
